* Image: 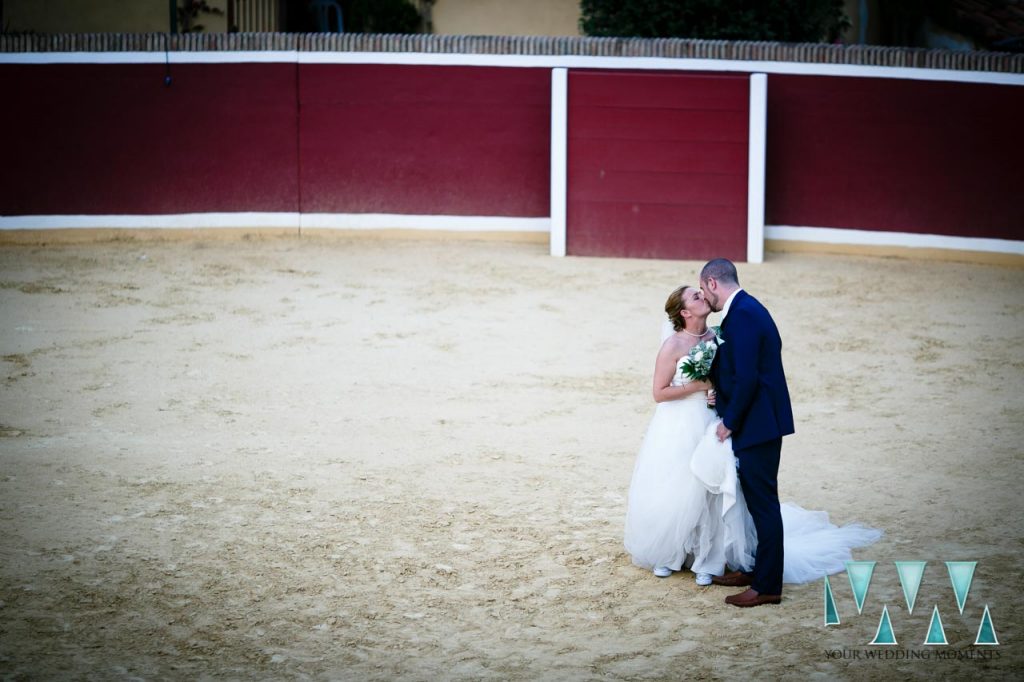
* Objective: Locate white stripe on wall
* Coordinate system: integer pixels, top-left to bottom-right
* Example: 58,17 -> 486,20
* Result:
549,67 -> 568,257
0,213 -> 549,233
299,214 -> 549,231
0,213 -> 301,228
3,50 -> 1022,86
766,225 -> 1024,255
2,215 -> 1019,257
746,73 -> 767,264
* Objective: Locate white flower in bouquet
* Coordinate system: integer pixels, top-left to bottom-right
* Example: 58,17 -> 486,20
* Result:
679,329 -> 721,409
679,340 -> 717,382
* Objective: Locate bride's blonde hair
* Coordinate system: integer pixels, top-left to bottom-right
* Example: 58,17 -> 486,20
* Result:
665,285 -> 693,332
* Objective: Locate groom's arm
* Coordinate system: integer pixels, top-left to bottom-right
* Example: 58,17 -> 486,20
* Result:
721,308 -> 761,435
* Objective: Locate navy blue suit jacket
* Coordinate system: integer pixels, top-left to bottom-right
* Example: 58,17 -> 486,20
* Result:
711,290 -> 795,450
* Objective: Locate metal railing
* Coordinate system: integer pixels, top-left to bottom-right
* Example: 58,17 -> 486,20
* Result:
227,0 -> 283,33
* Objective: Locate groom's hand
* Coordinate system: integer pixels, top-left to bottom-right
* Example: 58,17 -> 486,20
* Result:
716,422 -> 732,442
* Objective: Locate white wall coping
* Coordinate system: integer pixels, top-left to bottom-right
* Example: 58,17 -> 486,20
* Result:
2,50 -> 1022,86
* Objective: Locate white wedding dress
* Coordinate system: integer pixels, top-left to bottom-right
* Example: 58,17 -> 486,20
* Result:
624,355 -> 882,583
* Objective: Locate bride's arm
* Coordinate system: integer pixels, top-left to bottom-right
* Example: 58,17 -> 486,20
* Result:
652,341 -> 712,403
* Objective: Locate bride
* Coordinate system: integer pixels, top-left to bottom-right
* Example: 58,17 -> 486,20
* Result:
624,285 -> 881,585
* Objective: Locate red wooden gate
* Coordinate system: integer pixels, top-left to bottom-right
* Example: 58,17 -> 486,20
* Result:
567,70 -> 749,260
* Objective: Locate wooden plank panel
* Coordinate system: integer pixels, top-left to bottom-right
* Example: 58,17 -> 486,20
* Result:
300,64 -> 551,216
568,169 -> 746,206
570,139 -> 747,175
0,63 -> 299,215
766,74 -> 1024,240
571,70 -> 749,110
567,70 -> 749,259
567,201 -> 746,260
570,106 -> 747,143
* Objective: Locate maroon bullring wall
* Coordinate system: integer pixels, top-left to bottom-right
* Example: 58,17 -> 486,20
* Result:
1,58 -> 1022,252
300,65 -> 550,217
766,75 -> 1024,241
1,63 -> 300,215
567,70 -> 749,260
0,63 -> 551,218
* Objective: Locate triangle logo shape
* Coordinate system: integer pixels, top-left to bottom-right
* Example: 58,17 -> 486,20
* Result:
845,561 -> 875,615
895,561 -> 926,615
974,605 -> 999,645
924,605 -> 948,645
869,605 -> 897,645
824,575 -> 840,625
946,561 -> 976,614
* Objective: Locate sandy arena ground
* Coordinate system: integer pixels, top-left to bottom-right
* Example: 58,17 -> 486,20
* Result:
0,235 -> 1021,680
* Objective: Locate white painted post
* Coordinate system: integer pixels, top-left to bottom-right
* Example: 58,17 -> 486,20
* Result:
747,73 -> 767,264
549,67 -> 568,257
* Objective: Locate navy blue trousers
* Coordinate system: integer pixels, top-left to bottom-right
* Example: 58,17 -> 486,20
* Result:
735,438 -> 784,595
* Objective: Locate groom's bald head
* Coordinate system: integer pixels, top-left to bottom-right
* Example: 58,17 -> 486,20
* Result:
700,258 -> 739,287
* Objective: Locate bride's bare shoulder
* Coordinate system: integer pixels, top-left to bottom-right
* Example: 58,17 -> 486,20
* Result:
658,333 -> 692,358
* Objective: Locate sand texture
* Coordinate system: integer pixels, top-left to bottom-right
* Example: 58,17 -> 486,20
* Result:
1,236 -> 1021,680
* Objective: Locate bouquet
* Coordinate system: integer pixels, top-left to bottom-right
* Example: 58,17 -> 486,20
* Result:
678,327 -> 720,408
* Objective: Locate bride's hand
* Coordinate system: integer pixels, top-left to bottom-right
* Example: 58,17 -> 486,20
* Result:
706,389 -> 716,406
689,379 -> 713,393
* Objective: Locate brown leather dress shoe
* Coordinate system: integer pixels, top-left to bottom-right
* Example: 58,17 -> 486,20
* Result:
725,588 -> 782,607
711,571 -> 753,587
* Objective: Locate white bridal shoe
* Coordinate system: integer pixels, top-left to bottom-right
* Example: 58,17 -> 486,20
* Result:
653,566 -> 673,578
695,573 -> 713,586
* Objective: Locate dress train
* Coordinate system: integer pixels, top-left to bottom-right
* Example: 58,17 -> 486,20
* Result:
690,420 -> 882,584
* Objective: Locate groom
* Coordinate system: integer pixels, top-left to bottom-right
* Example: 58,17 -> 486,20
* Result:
700,258 -> 794,608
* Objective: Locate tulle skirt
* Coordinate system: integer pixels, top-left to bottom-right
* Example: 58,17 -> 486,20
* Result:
623,394 -> 741,573
780,503 -> 883,584
626,398 -> 882,583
